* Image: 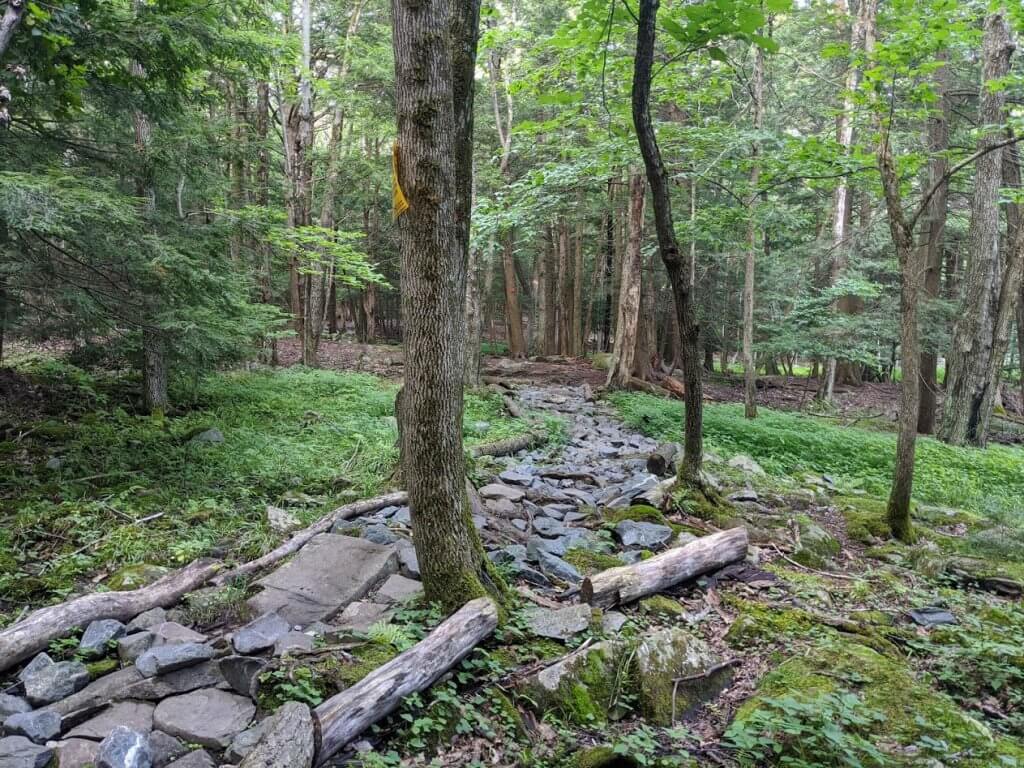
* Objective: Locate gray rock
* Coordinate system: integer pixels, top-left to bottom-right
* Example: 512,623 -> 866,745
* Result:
485,498 -> 516,517
727,454 -> 764,476
478,484 -> 526,503
67,701 -> 155,740
907,607 -> 956,627
728,489 -> 759,503
126,608 -> 168,634
511,519 -> 528,532
614,520 -> 673,549
136,643 -> 214,678
536,551 -> 582,584
498,470 -> 532,486
602,611 -> 628,633
79,619 -> 126,658
147,731 -> 186,768
17,654 -> 52,684
0,736 -> 52,768
507,562 -> 550,588
121,662 -> 225,702
53,738 -> 100,768
23,660 -> 90,706
374,574 -> 422,604
232,612 -> 291,655
524,605 -> 592,640
488,545 -> 527,566
563,510 -> 591,524
526,535 -> 567,560
224,719 -> 269,763
150,623 -> 207,647
472,514 -> 487,530
165,750 -> 215,768
45,457 -> 63,471
46,667 -> 144,719
562,489 -> 596,506
532,517 -> 567,538
607,475 -> 660,508
0,696 -> 30,719
265,506 -> 300,534
390,507 -> 411,526
334,601 -> 391,633
247,534 -> 398,625
118,631 -> 156,664
396,546 -> 417,583
274,631 -> 314,656
96,727 -> 152,768
190,428 -> 224,445
153,690 -> 254,750
219,656 -> 267,699
3,710 -> 61,744
634,628 -> 732,723
236,702 -> 314,768
362,524 -> 399,546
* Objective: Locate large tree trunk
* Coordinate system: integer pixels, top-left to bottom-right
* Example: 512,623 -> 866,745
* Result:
500,230 -> 527,359
607,172 -> 646,389
941,14 -> 1015,445
633,247 -> 657,380
557,219 -> 573,355
632,0 -> 703,483
743,40 -> 765,419
392,0 -> 499,613
916,50 -> 950,434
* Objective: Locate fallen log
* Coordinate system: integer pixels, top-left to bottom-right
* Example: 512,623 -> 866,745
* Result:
211,491 -> 409,586
0,558 -> 221,674
312,597 -> 499,764
468,431 -> 545,458
581,528 -> 749,609
646,442 -> 680,476
660,375 -> 686,399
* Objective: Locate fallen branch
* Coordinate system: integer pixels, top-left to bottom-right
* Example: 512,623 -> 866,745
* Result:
582,528 -> 749,609
769,544 -> 859,581
313,597 -> 499,765
468,431 -> 546,458
0,558 -> 220,674
211,492 -> 409,586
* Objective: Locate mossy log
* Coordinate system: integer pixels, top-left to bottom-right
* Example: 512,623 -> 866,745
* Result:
0,558 -> 221,674
581,528 -> 748,608
312,596 -> 499,765
468,431 -> 546,458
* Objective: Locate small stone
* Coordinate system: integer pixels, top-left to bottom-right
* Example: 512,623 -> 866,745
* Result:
219,656 -> 267,699
536,551 -> 582,584
96,727 -> 152,768
390,507 -> 411,526
266,506 -> 300,534
524,605 -> 592,640
602,611 -> 628,633
127,608 -> 168,634
527,535 -> 568,560
488,545 -> 527,565
136,644 -> 214,678
147,731 -> 186,768
498,470 -> 532,486
190,428 -> 224,444
232,612 -> 291,655
614,520 -> 673,549
727,454 -> 765,476
153,690 -> 255,750
0,736 -> 52,768
224,720 -> 269,763
106,565 -> 170,591
0,695 -> 30,719
563,510 -> 590,524
511,519 -> 528,532
165,750 -> 214,768
334,601 -> 391,633
236,702 -> 314,768
121,662 -> 225,703
45,457 -> 63,471
478,484 -> 526,503
274,631 -> 314,656
79,619 -> 127,658
362,524 -> 399,545
485,498 -> 516,517
533,517 -> 567,538
3,710 -> 62,744
375,574 -> 422,604
396,546 -> 418,582
118,631 -> 156,664
150,623 -> 207,647
728,489 -> 759,503
18,654 -> 53,684
907,607 -> 956,627
53,738 -> 100,768
23,660 -> 90,706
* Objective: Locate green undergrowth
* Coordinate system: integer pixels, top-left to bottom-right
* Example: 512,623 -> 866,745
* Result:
0,360 -> 529,615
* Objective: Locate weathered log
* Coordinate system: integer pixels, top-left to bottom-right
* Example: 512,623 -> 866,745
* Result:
211,491 -> 409,586
0,558 -> 221,674
581,528 -> 748,609
646,442 -> 680,476
312,597 -> 499,764
660,375 -> 686,399
468,431 -> 545,458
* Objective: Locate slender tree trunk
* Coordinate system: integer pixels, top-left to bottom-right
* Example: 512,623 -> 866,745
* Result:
916,49 -> 950,434
464,239 -> 484,385
254,82 -> 278,365
500,229 -> 526,358
583,218 -> 603,355
633,0 -> 703,483
743,39 -> 765,419
633,247 -> 657,380
601,181 -> 616,352
556,220 -> 572,355
607,172 -> 646,388
572,212 -> 585,356
392,0 -> 500,612
543,224 -> 558,355
941,13 -> 1015,445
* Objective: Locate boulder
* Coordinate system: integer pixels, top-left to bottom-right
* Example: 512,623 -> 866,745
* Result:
78,620 -> 126,658
153,690 -> 255,750
22,660 -> 90,706
0,736 -> 52,768
237,702 -> 314,768
165,751 -> 215,768
118,632 -> 156,664
232,612 -> 291,655
536,551 -> 582,584
126,608 -> 168,634
634,628 -> 732,724
614,520 -> 673,549
247,534 -> 398,625
374,574 -> 422,605
478,484 -> 526,503
52,738 -> 100,768
2,710 -> 61,744
727,454 -> 765,476
219,656 -> 267,699
96,727 -> 151,768
136,644 -> 215,678
520,641 -> 627,725
0,696 -> 30,719
67,702 -> 155,740
147,731 -> 186,768
523,605 -> 592,641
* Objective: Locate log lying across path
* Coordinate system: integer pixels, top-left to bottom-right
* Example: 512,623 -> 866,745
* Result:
582,527 -> 749,608
646,442 -> 680,476
468,431 -> 545,458
0,558 -> 220,674
313,596 -> 499,765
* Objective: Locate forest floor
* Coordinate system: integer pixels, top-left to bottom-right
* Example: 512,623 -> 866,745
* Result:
1,343 -> 1023,767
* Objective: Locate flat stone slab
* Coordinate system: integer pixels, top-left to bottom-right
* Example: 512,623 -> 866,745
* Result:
53,739 -> 100,768
232,612 -> 291,655
67,701 -> 155,740
248,534 -> 398,625
0,736 -> 52,768
524,605 -> 592,640
478,484 -> 526,502
374,574 -> 422,605
153,690 -> 254,750
136,643 -> 214,678
334,601 -> 391,633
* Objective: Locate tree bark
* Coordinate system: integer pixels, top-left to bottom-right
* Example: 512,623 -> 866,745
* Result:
607,172 -> 646,389
254,82 -> 279,365
941,14 -> 1015,445
392,0 -> 499,613
543,224 -> 559,355
632,0 -> 704,484
572,211 -> 585,356
743,38 -> 765,419
464,242 -> 484,386
557,219 -> 573,355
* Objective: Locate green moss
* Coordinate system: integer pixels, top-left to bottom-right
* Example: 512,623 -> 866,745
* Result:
86,658 -> 119,678
604,505 -> 668,526
790,515 -> 840,568
591,353 -> 612,371
320,643 -> 399,689
724,598 -> 819,649
835,496 -> 891,543
634,628 -> 732,725
572,746 -> 637,768
639,595 -> 684,617
564,548 -> 624,575
105,563 -> 170,591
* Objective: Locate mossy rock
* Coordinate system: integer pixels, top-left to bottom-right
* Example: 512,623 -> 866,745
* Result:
572,746 -> 637,768
519,639 -> 631,725
639,594 -> 684,618
106,563 -> 170,591
319,643 -> 399,690
835,496 -> 891,543
724,597 -> 819,649
634,627 -> 733,724
604,505 -> 668,526
791,515 -> 840,568
733,639 -> 1024,767
86,658 -> 119,678
564,548 -> 625,576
